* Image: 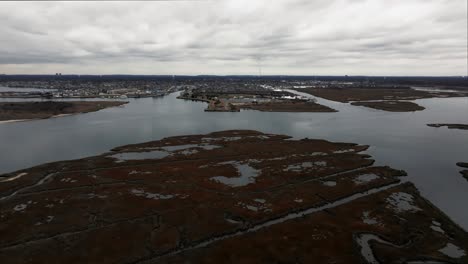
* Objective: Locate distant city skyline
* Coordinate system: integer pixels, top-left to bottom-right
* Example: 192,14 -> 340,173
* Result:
0,0 -> 466,76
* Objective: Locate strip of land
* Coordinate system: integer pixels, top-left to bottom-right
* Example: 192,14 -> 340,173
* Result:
0,130 -> 466,263
351,101 -> 425,112
457,162 -> 468,181
461,171 -> 468,181
428,124 -> 468,130
296,87 -> 468,112
239,100 -> 337,112
0,101 -> 127,122
202,99 -> 336,112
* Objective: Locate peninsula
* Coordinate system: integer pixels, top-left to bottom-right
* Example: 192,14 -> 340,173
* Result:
0,101 -> 127,122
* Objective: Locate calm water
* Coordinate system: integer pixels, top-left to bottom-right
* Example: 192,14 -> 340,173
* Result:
1,92 -> 467,229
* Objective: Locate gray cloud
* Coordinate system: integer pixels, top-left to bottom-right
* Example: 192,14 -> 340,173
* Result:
0,0 -> 466,75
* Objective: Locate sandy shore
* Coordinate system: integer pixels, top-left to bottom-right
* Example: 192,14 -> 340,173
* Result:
0,114 -> 73,125
0,113 -> 100,125
0,119 -> 28,124
51,113 -> 73,118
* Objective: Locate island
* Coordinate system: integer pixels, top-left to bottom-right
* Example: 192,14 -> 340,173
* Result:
0,101 -> 127,122
296,87 -> 468,112
178,86 -> 337,112
240,100 -> 337,112
351,101 -> 425,112
428,124 -> 468,131
203,99 -> 336,112
0,130 -> 466,263
457,162 -> 468,181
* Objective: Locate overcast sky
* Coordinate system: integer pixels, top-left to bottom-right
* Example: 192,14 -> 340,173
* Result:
0,0 -> 466,76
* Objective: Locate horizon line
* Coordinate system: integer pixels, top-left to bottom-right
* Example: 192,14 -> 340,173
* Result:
1,74 -> 467,78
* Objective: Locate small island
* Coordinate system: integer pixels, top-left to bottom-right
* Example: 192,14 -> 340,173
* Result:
240,100 -> 337,112
0,101 -> 127,122
428,124 -> 468,131
457,162 -> 468,181
351,101 -> 425,112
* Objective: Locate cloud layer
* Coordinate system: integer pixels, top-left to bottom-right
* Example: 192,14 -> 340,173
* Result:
0,0 -> 466,75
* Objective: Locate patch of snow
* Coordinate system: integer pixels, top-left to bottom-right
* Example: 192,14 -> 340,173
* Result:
245,204 -> 259,212
238,201 -> 271,212
430,221 -> 445,234
129,170 -> 152,175
88,193 -> 108,199
180,149 -> 199,155
353,174 -> 380,185
362,211 -> 379,225
314,161 -> 327,167
284,161 -> 327,172
310,152 -> 327,156
130,189 -> 181,200
439,243 -> 466,258
271,156 -> 288,161
14,204 -> 27,212
110,150 -> 170,163
334,149 -> 355,154
226,218 -> 242,224
386,192 -> 422,213
161,143 -> 220,152
202,136 -> 241,142
323,181 -> 337,187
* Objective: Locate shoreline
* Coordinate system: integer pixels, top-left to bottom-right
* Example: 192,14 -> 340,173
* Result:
0,119 -> 29,124
0,101 -> 127,124
0,115 -> 73,124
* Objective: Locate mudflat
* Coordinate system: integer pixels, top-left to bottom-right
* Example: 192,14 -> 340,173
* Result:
0,101 -> 127,122
0,130 -> 466,263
